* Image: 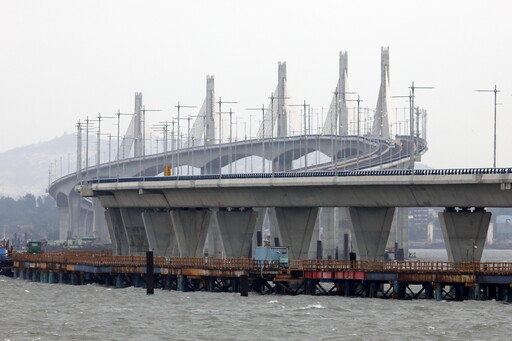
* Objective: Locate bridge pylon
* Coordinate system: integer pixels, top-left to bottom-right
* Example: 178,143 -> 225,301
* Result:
322,51 -> 354,135
372,46 -> 391,139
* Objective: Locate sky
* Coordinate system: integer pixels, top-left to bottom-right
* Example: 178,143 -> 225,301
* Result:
1,0 -> 511,169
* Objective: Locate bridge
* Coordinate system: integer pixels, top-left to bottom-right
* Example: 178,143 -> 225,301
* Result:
80,168 -> 512,263
49,47 -> 428,260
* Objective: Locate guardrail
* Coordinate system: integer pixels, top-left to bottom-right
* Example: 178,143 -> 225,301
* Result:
88,166 -> 512,184
12,252 -> 512,275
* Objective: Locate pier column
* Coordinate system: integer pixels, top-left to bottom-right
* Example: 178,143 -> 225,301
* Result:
141,210 -> 177,257
120,208 -> 150,255
349,207 -> 395,260
105,208 -> 130,255
439,207 -> 490,262
171,209 -> 212,257
274,207 -> 319,259
206,213 -> 224,258
216,208 -> 259,258
435,283 -> 443,301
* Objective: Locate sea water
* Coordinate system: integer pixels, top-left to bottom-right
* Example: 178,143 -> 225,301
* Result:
1,249 -> 512,341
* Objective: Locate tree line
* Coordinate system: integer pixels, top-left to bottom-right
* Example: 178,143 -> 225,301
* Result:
0,194 -> 58,243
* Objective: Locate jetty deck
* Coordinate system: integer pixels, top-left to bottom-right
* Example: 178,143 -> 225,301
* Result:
6,251 -> 512,301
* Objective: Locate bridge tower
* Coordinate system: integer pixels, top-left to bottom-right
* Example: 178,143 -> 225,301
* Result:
322,51 -> 352,135
119,92 -> 144,158
276,61 -> 288,137
372,47 -> 391,139
190,76 -> 215,146
257,62 -> 288,139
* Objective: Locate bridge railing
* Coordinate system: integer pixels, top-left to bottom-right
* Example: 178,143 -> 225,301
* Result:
12,252 -> 512,275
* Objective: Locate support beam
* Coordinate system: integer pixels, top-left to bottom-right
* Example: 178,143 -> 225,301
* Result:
216,208 -> 259,258
439,207 -> 491,262
170,209 -> 212,257
105,208 -> 129,255
141,210 -> 177,257
120,208 -> 149,255
349,207 -> 396,260
274,207 -> 319,259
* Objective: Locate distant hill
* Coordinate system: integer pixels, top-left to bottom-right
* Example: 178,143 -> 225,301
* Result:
0,134 -> 79,197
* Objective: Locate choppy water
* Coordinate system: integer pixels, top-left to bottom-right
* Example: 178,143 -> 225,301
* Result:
2,249 -> 512,341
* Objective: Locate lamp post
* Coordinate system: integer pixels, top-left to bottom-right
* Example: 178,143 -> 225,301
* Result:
115,109 -> 133,180
475,85 -> 500,168
217,98 -> 238,176
409,82 -> 434,169
290,101 -> 310,169
175,102 -> 196,176
346,95 -> 363,169
96,113 -> 115,179
247,105 -> 268,172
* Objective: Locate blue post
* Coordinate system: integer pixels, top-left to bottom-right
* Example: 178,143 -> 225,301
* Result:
393,280 -> 401,299
104,274 -> 111,287
178,275 -> 187,292
207,277 -> 215,292
507,287 -> 512,303
467,286 -> 475,300
48,271 -> 55,284
31,270 -> 37,281
13,268 -> 18,278
424,282 -> 434,299
70,273 -> 77,285
369,282 -> 377,298
344,279 -> 351,297
435,283 -> 443,301
116,273 -> 124,288
164,275 -> 171,290
133,274 -> 140,288
59,271 -> 65,284
475,283 -> 481,300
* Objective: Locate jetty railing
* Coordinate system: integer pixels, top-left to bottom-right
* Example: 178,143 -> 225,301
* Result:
11,251 -> 512,275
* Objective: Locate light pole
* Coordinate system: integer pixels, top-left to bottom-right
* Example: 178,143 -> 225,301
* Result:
346,95 -> 363,169
409,82 -> 434,169
217,98 -> 238,176
175,102 -> 196,176
115,109 -> 132,180
96,113 -> 115,179
247,105 -> 268,172
475,85 -> 500,168
290,101 -> 310,169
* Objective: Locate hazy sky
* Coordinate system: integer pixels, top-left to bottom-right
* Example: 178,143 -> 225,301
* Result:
1,0 -> 511,168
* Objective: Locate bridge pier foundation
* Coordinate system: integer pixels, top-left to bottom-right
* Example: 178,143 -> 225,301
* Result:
274,207 -> 319,259
438,207 -> 490,262
216,208 -> 259,258
171,209 -> 212,257
141,210 -> 177,257
349,207 -> 395,261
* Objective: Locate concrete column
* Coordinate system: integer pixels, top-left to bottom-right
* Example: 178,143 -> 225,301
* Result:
206,212 -> 224,257
349,207 -> 395,261
171,209 -> 212,257
266,208 -> 281,246
105,208 -> 129,255
58,205 -> 70,241
120,208 -> 150,255
216,208 -> 259,258
68,194 -> 82,238
439,208 -> 491,262
274,207 -> 319,259
321,207 -> 336,259
141,211 -> 177,257
92,197 -> 109,242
